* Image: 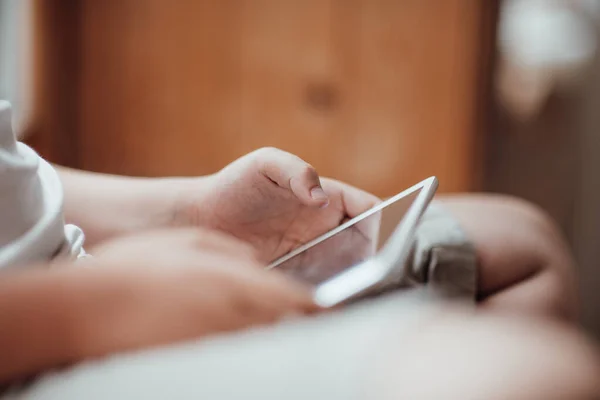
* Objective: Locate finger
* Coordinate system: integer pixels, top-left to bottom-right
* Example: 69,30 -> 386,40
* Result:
209,265 -> 319,329
263,274 -> 321,315
323,179 -> 381,242
233,266 -> 320,314
323,178 -> 380,217
254,147 -> 329,207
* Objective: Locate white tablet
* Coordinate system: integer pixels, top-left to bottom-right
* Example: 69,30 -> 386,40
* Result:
268,176 -> 438,307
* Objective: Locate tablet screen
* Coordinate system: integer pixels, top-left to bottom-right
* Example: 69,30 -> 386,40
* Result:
270,187 -> 422,285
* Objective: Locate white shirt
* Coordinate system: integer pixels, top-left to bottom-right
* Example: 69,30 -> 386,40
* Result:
0,100 -> 84,271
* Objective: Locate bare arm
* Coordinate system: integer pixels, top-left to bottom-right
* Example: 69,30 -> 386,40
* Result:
56,167 -> 211,245
0,229 -> 316,385
0,267 -> 125,383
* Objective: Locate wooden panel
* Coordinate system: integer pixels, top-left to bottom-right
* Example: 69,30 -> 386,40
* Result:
79,0 -> 485,196
25,0 -> 81,165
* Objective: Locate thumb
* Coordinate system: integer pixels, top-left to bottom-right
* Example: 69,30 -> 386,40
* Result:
254,147 -> 329,207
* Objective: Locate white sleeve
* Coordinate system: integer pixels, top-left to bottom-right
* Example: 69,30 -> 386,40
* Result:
0,100 -> 86,270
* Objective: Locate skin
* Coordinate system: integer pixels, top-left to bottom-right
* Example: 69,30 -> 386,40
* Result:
0,229 -> 317,384
0,147 -> 587,391
59,148 -> 379,264
59,147 -> 576,319
371,309 -> 600,400
181,147 -> 380,263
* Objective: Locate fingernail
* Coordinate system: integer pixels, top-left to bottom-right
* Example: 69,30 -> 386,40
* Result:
310,187 -> 329,203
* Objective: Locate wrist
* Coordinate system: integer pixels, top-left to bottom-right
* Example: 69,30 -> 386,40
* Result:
59,166 -> 214,244
169,174 -> 218,229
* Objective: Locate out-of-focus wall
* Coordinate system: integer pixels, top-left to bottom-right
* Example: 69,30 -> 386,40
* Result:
27,0 -> 496,197
0,0 -> 33,137
574,45 -> 600,338
0,0 -> 18,106
485,17 -> 600,338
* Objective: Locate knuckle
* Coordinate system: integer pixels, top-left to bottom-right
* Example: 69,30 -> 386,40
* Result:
254,146 -> 281,159
301,163 -> 319,182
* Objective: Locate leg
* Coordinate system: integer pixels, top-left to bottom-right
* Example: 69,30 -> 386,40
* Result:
373,310 -> 600,400
4,291 -> 597,400
437,194 -> 577,319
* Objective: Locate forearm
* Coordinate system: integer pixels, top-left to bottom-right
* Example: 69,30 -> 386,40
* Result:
57,167 -> 205,245
0,264 -> 196,384
0,267 -> 128,383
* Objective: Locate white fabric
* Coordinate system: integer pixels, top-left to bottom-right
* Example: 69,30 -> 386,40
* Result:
496,0 -> 597,121
2,290 -> 441,400
0,100 -> 84,271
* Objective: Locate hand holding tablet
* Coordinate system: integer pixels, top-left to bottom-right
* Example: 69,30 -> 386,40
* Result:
268,177 -> 438,307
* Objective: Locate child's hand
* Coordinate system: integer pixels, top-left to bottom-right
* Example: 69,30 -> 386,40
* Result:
0,228 -> 317,380
71,228 -> 318,360
172,147 -> 381,263
59,147 -> 380,265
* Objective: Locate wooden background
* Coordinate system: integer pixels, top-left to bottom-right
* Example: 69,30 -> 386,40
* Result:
27,1 -> 600,341
28,0 -> 494,197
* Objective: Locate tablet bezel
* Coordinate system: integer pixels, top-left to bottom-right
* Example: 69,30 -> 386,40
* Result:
267,176 -> 438,271
310,176 -> 438,307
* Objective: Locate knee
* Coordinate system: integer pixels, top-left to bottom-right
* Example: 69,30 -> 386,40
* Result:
372,310 -> 600,400
437,194 -> 578,319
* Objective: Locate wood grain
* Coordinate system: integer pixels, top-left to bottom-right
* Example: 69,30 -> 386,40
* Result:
25,0 -> 81,165
72,0 -> 487,196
